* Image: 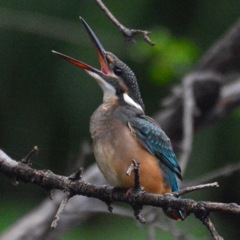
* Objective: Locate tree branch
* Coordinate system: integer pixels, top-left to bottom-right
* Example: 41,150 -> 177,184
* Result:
95,0 -> 155,45
1,149 -> 240,239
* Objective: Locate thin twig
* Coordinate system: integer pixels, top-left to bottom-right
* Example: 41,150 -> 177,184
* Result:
51,191 -> 72,228
198,215 -> 224,240
95,0 -> 155,45
174,182 -> 219,197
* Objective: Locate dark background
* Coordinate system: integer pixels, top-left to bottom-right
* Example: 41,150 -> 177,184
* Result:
1,1 -> 240,239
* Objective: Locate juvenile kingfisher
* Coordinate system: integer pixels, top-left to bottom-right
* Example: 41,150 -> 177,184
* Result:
52,18 -> 183,220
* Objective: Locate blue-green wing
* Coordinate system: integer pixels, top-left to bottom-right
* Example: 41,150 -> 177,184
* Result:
129,115 -> 182,191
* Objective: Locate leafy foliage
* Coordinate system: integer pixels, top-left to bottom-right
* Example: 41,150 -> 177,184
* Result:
131,29 -> 199,85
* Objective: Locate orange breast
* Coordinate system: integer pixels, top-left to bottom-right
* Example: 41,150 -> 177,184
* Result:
93,120 -> 171,195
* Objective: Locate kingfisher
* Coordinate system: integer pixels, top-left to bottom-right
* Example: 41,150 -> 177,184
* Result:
52,18 -> 183,220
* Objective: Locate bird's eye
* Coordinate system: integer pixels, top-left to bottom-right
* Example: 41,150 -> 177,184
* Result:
113,66 -> 122,76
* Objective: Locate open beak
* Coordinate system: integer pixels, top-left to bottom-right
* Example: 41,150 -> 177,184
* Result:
52,17 -> 111,76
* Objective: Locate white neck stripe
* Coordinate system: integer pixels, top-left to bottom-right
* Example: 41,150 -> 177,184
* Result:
123,93 -> 143,112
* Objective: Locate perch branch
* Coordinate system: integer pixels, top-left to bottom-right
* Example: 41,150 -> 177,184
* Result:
1,150 -> 240,231
1,149 -> 240,239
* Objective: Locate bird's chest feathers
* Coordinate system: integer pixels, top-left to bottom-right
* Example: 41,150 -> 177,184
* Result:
89,104 -> 167,193
91,110 -> 135,186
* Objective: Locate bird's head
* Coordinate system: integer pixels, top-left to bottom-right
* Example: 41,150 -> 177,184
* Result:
52,18 -> 144,113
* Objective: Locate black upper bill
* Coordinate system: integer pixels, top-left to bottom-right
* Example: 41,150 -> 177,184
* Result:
80,17 -> 108,65
52,17 -> 111,75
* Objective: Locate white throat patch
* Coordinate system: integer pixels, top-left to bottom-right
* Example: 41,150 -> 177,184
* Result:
123,93 -> 143,112
86,70 -> 116,102
86,70 -> 143,112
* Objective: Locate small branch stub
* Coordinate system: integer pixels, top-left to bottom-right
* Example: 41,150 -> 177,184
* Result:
21,146 -> 39,165
68,167 -> 84,181
126,159 -> 141,190
126,160 -> 145,223
121,27 -> 155,46
106,201 -> 113,213
132,204 -> 146,224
